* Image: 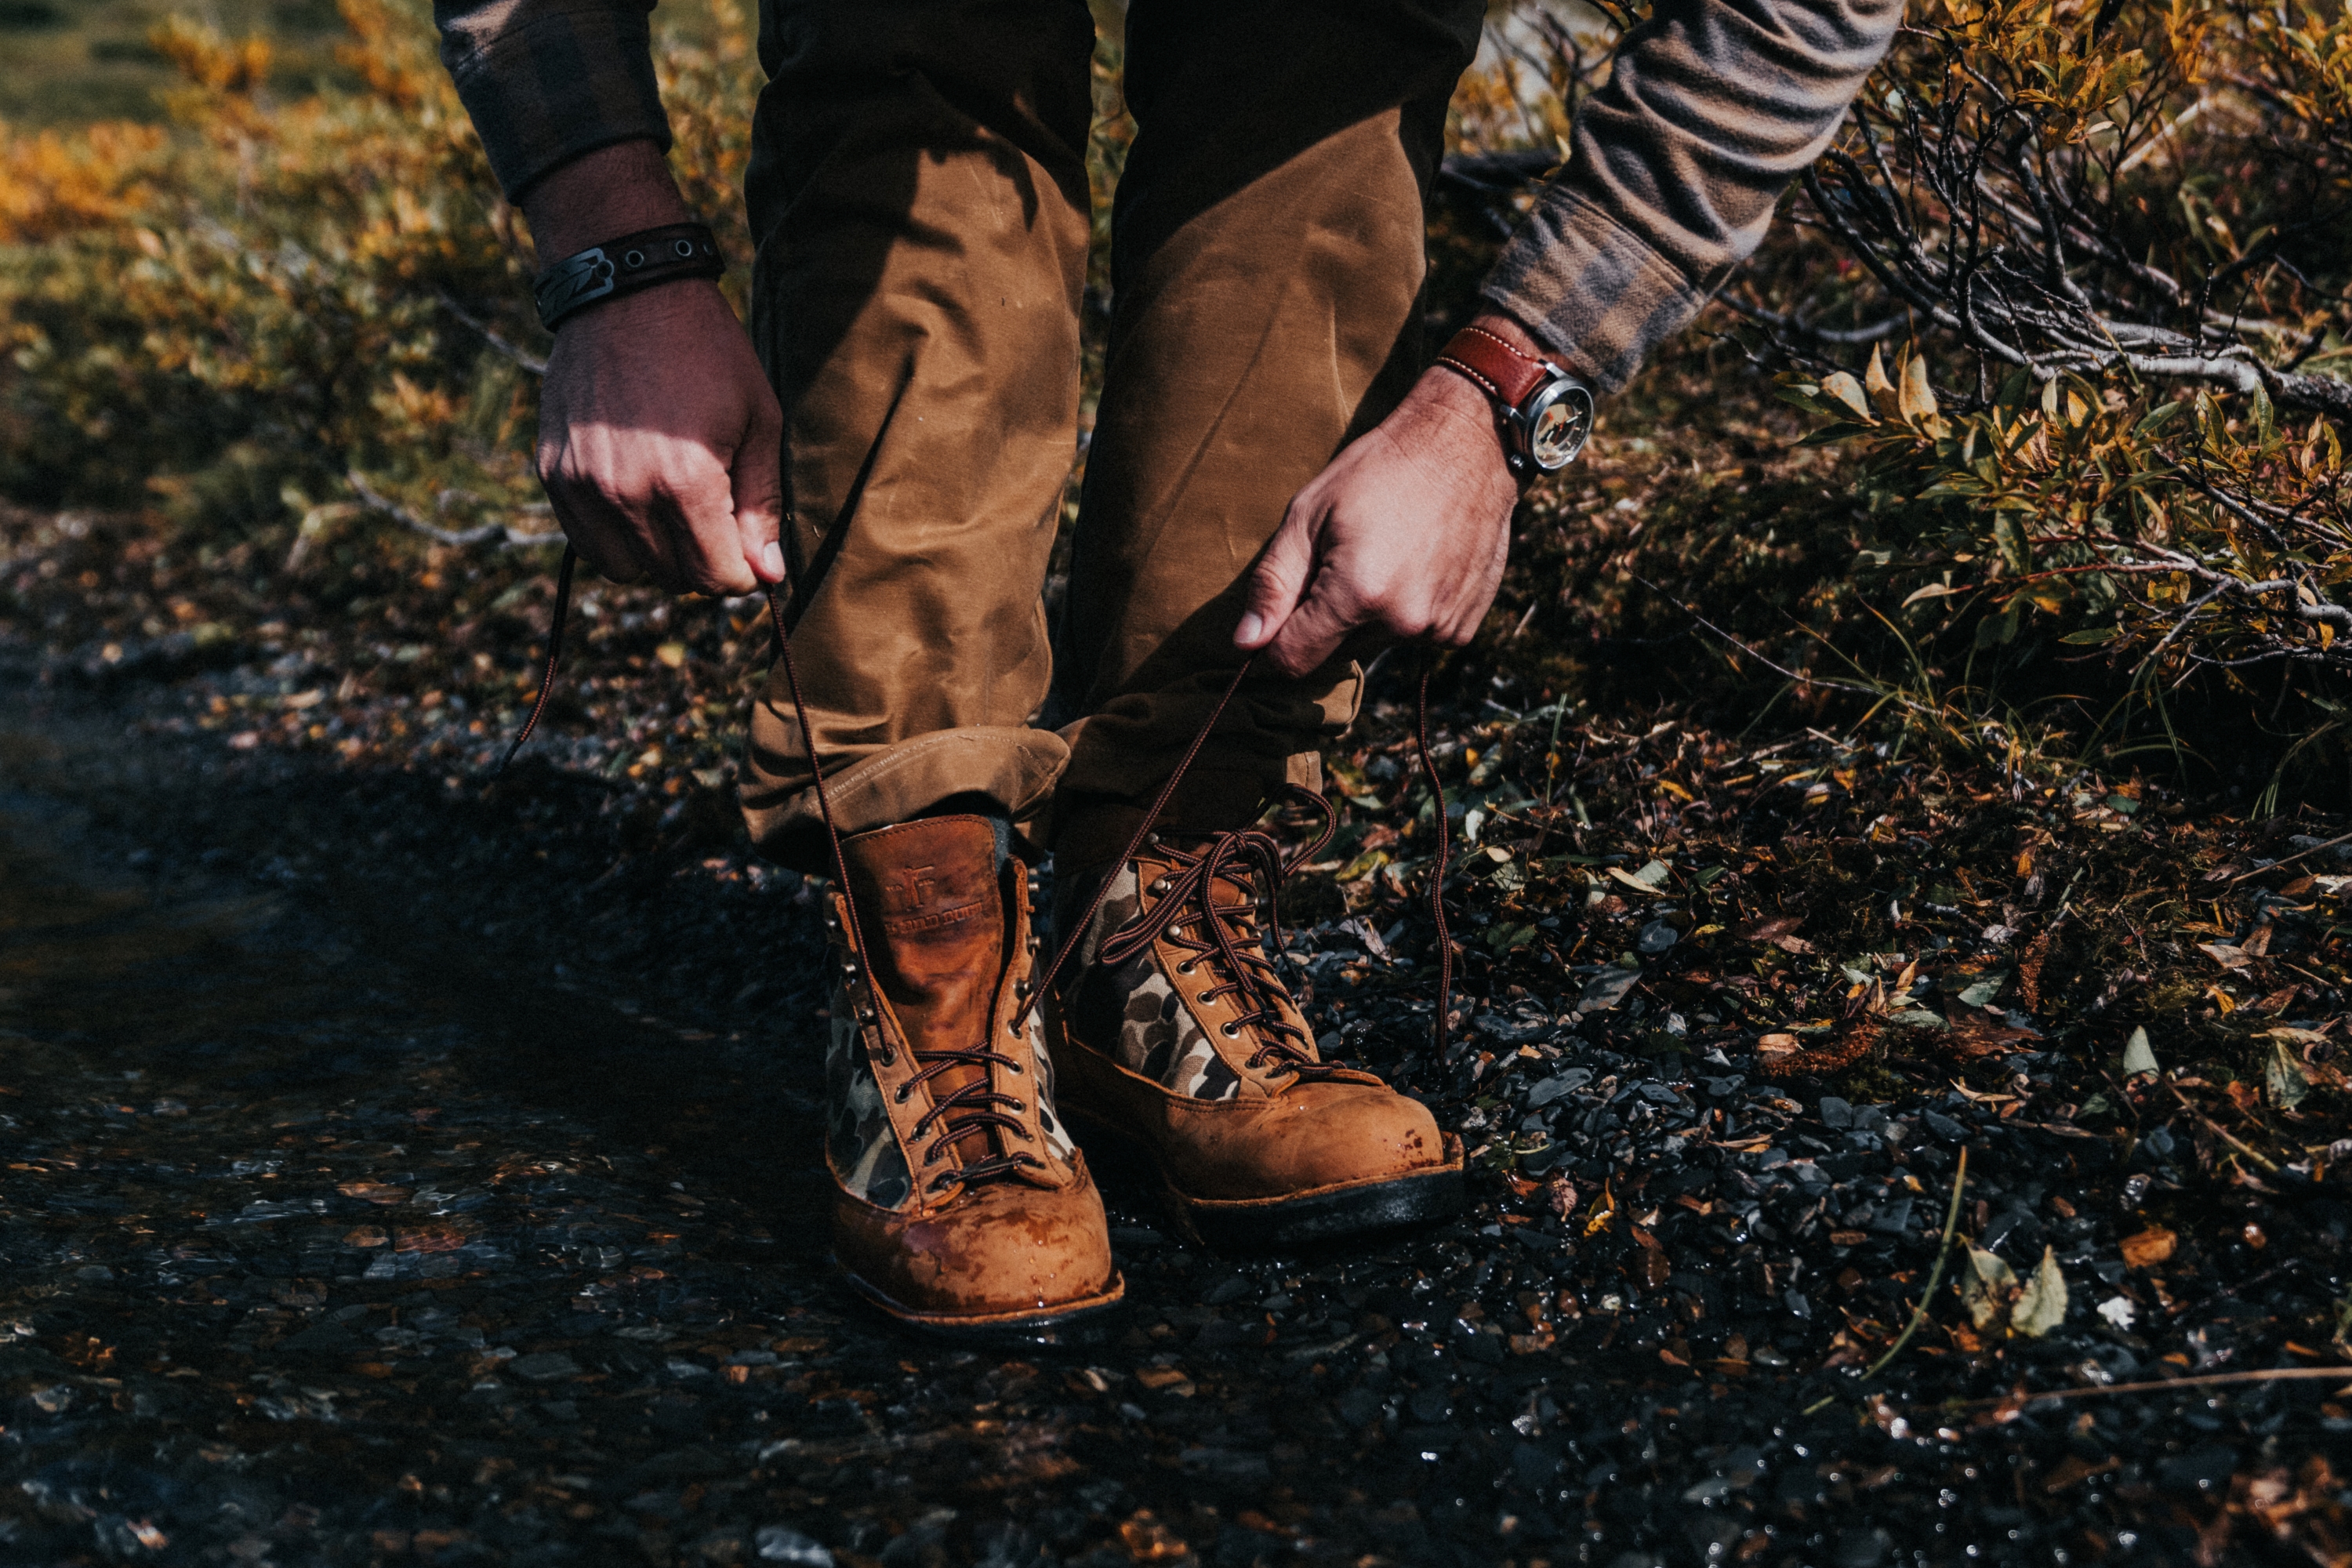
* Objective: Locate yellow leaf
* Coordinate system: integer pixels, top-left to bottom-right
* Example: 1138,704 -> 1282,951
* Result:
1864,344 -> 1900,419
1899,353 -> 1940,425
1820,371 -> 1872,421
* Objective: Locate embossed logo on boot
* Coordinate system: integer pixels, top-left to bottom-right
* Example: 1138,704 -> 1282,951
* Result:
880,863 -> 989,936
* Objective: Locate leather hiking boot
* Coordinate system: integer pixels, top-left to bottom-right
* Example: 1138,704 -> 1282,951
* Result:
824,815 -> 1122,1341
1049,821 -> 1464,1247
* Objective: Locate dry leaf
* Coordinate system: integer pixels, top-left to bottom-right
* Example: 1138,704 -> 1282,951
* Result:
2012,1246 -> 2068,1337
2120,1225 -> 2176,1269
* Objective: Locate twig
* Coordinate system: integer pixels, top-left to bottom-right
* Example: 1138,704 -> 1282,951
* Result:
2227,829 -> 2352,884
1958,1365 -> 2352,1411
1802,1147 -> 1970,1414
2171,1084 -> 2281,1174
346,470 -> 564,551
434,289 -> 549,376
1861,1146 -> 1970,1381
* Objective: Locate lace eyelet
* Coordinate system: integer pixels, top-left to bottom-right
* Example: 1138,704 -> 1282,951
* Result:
894,1085 -> 909,1103
1221,1021 -> 1241,1037
1175,961 -> 1192,975
1198,991 -> 1214,1004
1007,1061 -> 1024,1074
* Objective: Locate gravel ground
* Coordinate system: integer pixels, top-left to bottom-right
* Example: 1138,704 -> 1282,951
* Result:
3,514 -> 2351,1566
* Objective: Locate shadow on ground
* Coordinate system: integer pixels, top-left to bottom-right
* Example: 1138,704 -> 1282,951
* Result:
2,662 -> 2348,1568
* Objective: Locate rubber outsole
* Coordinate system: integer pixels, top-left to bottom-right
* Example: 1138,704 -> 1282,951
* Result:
833,1259 -> 1128,1348
1062,1105 -> 1467,1250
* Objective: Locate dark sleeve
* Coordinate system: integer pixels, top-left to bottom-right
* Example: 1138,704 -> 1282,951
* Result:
434,0 -> 673,199
1480,0 -> 1904,394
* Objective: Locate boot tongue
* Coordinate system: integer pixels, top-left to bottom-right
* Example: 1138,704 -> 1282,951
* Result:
840,816 -> 1007,1169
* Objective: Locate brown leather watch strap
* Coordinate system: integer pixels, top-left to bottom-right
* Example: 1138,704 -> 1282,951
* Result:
1432,324 -> 1555,412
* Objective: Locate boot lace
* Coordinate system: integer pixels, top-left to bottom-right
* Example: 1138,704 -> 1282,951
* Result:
1093,793 -> 1344,1080
502,546 -> 1460,1083
890,1037 -> 1044,1194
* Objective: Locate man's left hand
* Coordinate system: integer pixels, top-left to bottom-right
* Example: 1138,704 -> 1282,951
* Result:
1234,313 -> 1539,679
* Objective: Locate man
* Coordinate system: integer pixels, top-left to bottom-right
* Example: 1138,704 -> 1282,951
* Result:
435,0 -> 1900,1338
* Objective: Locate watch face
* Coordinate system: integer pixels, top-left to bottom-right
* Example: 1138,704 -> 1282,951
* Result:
1525,382 -> 1594,471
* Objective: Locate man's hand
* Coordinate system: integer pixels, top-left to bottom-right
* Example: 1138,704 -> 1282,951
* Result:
524,142 -> 785,596
1233,314 -> 1534,678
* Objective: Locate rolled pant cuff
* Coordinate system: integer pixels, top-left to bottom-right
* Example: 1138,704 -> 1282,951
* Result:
742,724 -> 1069,875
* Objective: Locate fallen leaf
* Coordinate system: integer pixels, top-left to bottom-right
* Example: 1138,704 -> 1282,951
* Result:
2012,1246 -> 2068,1337
336,1182 -> 410,1205
1960,1248 -> 2019,1331
2268,1040 -> 2312,1110
2198,942 -> 2253,970
2120,1225 -> 2176,1269
2121,1026 -> 2158,1079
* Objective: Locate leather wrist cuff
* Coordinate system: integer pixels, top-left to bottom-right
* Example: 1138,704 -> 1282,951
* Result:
532,223 -> 725,332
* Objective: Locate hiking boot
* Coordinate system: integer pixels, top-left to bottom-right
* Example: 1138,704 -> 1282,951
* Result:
1048,819 -> 1464,1247
825,815 -> 1123,1341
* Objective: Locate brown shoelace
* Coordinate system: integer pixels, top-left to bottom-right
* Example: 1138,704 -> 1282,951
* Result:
501,545 -> 1461,1105
1089,789 -> 1343,1080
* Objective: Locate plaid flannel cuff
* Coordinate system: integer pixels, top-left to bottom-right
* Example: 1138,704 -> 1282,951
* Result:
1479,192 -> 1720,399
437,0 -> 670,198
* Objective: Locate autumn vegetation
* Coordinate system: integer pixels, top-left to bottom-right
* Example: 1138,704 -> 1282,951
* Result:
1,0 -> 2349,804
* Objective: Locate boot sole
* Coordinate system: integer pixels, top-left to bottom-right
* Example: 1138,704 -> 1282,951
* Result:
1065,1104 -> 1467,1250
833,1259 -> 1127,1348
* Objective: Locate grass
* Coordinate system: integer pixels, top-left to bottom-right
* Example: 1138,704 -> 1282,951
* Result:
0,0 -> 351,125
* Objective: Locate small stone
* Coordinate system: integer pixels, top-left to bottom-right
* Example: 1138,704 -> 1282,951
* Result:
756,1526 -> 835,1566
510,1351 -> 581,1382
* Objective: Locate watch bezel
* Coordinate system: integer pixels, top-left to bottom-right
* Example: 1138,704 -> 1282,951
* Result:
1510,372 -> 1595,474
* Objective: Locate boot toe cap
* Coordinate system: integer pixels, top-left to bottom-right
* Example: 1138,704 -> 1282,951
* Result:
834,1163 -> 1120,1327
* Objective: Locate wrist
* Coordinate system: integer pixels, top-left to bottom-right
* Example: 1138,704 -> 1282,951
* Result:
1430,313 -> 1592,481
522,140 -> 694,263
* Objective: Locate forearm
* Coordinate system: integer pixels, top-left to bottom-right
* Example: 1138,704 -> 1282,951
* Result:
1483,0 -> 1905,393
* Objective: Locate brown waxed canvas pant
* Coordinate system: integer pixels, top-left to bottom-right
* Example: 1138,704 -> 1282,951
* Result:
736,0 -> 1484,873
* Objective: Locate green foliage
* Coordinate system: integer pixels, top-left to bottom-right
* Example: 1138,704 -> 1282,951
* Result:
0,0 -> 759,558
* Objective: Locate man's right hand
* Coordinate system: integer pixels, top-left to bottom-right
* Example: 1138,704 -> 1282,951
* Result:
522,141 -> 786,597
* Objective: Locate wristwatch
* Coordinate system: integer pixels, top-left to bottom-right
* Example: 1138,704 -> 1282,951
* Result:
1433,325 -> 1595,478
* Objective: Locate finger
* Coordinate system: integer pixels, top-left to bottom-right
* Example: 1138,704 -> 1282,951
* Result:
1235,500 -> 1320,651
1265,571 -> 1377,681
731,392 -> 787,586
654,436 -> 757,596
539,441 -> 653,585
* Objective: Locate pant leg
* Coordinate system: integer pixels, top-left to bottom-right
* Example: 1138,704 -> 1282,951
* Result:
1051,0 -> 1484,858
739,0 -> 1098,873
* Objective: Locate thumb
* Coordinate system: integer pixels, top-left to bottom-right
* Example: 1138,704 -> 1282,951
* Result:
731,394 -> 786,586
1235,501 -> 1319,651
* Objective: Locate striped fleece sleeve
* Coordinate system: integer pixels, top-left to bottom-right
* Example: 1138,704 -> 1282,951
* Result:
1481,0 -> 1905,394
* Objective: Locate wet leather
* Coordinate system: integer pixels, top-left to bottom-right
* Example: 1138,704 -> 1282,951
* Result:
840,816 -> 1004,1167
833,1156 -> 1117,1319
827,815 -> 1116,1321
1058,1036 -> 1450,1202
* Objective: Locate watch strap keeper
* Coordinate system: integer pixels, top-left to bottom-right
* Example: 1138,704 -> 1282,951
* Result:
533,223 -> 726,332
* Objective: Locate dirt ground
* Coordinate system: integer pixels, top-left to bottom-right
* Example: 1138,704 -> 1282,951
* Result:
2,502 -> 2349,1566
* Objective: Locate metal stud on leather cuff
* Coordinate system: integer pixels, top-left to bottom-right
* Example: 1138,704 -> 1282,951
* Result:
532,223 -> 726,332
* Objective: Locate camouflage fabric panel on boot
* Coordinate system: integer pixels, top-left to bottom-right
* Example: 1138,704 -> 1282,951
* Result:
1064,860 -> 1241,1102
826,978 -> 913,1210
1047,822 -> 1464,1247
